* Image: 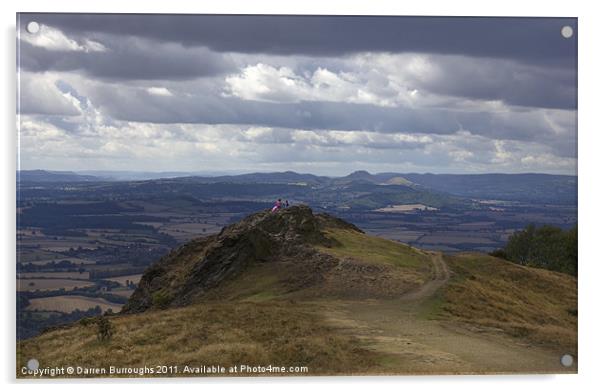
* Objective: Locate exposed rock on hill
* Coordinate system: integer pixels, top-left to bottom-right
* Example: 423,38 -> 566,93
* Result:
123,205 -> 364,313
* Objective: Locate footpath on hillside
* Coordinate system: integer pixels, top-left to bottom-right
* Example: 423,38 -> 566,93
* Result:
321,251 -> 573,374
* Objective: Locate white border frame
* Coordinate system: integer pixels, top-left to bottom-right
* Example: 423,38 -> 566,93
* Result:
3,1 -> 600,391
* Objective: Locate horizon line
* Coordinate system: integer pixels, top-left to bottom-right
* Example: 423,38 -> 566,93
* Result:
17,168 -> 578,177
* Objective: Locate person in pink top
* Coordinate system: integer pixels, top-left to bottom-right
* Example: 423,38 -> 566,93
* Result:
271,198 -> 282,212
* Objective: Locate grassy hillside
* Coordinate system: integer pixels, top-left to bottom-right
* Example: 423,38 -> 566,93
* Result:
17,301 -> 379,377
441,253 -> 577,351
319,228 -> 428,268
206,228 -> 433,301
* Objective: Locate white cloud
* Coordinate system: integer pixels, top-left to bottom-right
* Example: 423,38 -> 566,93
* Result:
82,39 -> 107,52
224,63 -> 306,103
224,63 -> 415,107
19,72 -> 81,116
18,105 -> 577,175
20,118 -> 66,141
223,51 -> 575,116
147,87 -> 173,96
21,24 -> 106,52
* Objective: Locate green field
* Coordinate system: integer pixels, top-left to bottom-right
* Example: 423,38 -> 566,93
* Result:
27,295 -> 123,313
17,279 -> 94,292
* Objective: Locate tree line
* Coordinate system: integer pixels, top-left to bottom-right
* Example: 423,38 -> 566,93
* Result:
491,224 -> 577,276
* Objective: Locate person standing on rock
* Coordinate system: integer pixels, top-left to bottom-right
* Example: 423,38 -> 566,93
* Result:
271,198 -> 282,212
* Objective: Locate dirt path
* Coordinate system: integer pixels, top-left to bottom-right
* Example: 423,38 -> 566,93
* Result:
400,251 -> 449,302
322,252 -> 574,374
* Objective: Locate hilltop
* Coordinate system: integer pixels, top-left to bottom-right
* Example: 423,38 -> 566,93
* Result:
124,205 -> 431,312
17,206 -> 577,376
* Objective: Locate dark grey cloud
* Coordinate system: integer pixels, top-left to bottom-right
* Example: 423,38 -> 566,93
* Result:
403,56 -> 576,110
21,14 -> 577,68
19,38 -> 234,80
87,86 -> 459,132
17,14 -> 577,109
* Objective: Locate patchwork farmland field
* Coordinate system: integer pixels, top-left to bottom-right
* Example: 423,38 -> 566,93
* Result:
17,279 -> 94,292
26,295 -> 123,313
19,271 -> 90,280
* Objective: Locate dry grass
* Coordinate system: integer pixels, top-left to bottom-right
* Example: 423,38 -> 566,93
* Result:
319,228 -> 430,270
442,253 -> 577,352
17,301 -> 378,378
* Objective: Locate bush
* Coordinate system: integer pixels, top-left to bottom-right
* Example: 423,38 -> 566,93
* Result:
96,316 -> 114,342
79,316 -> 97,327
489,249 -> 508,260
152,291 -> 172,309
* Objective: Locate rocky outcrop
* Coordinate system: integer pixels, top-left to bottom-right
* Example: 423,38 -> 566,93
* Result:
122,205 -> 362,313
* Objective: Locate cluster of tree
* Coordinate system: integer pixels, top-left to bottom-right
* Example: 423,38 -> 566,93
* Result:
89,266 -> 146,280
64,243 -> 173,265
42,228 -> 88,237
20,285 -> 127,305
19,201 -> 169,234
18,259 -> 83,273
491,224 -> 577,276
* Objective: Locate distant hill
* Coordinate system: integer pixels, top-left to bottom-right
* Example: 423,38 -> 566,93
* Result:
77,170 -> 199,181
17,170 -> 102,182
330,171 -> 576,204
341,170 -> 374,182
17,171 -> 463,211
184,171 -> 331,186
18,170 -> 577,209
401,173 -> 577,204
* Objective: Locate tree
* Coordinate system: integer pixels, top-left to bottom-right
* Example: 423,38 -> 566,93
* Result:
505,224 -> 536,265
564,225 -> 578,275
493,224 -> 577,276
96,316 -> 114,342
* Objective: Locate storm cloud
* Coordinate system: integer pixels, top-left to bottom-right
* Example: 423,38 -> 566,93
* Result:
17,14 -> 577,175
22,14 -> 576,65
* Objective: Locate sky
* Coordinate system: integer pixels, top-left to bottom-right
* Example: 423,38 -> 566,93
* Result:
17,14 -> 577,176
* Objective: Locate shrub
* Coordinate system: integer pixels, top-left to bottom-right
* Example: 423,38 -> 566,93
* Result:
79,317 -> 97,327
152,291 -> 172,309
97,316 -> 114,342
